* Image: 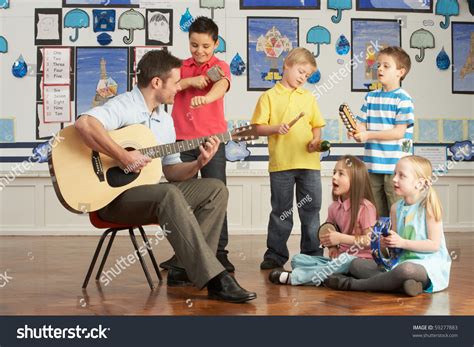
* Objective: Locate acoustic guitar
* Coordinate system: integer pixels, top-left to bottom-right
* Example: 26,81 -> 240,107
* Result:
48,124 -> 258,214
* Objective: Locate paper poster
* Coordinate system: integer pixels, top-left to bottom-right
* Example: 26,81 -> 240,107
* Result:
44,85 -> 71,123
43,48 -> 71,85
36,104 -> 61,139
0,118 -> 14,142
146,9 -> 173,46
35,9 -> 62,45
414,145 -> 448,173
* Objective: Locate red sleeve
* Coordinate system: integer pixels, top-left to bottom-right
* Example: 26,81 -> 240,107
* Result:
359,201 -> 377,230
215,60 -> 231,91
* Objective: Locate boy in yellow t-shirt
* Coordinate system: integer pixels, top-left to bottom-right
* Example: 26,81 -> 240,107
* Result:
251,47 -> 326,270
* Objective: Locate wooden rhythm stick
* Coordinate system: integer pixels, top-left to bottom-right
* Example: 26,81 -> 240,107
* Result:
339,103 -> 358,134
207,65 -> 226,82
288,112 -> 305,128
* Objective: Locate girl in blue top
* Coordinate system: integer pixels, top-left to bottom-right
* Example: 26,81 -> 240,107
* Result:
325,155 -> 451,296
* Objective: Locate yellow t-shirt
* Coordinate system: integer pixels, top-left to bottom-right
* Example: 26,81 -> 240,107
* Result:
251,82 -> 326,172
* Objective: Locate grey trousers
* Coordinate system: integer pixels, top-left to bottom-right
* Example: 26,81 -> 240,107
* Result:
97,178 -> 226,289
369,173 -> 399,217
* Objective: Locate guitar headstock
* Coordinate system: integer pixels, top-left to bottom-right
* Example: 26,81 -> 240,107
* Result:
339,103 -> 358,133
231,125 -> 259,142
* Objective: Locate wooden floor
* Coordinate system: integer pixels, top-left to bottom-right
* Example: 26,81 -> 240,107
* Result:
0,233 -> 473,315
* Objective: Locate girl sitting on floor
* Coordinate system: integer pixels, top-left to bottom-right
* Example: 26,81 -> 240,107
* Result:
269,155 -> 377,286
324,155 -> 451,296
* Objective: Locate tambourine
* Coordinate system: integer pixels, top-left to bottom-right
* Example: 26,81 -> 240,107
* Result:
317,222 -> 341,248
370,217 -> 403,270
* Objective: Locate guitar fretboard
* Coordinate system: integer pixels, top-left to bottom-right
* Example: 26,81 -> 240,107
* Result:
138,132 -> 231,159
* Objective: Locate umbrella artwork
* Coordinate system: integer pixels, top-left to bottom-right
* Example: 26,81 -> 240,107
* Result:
64,8 -> 90,42
200,0 -> 224,20
410,28 -> 435,62
435,0 -> 459,29
328,0 -> 352,24
307,25 -> 331,58
118,8 -> 145,45
0,36 -> 7,53
256,26 -> 293,82
215,35 -> 226,53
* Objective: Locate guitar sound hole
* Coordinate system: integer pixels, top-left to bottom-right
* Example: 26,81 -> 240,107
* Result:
106,167 -> 139,188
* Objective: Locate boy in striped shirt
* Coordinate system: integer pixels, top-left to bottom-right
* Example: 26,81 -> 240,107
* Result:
350,46 -> 414,217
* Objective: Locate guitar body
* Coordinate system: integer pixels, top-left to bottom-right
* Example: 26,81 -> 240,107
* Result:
49,124 -> 161,214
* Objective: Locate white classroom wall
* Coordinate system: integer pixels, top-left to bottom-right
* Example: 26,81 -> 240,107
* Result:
0,0 -> 473,235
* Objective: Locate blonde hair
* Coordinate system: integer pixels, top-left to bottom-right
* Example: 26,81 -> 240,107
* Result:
283,47 -> 317,71
332,155 -> 376,234
399,155 -> 443,221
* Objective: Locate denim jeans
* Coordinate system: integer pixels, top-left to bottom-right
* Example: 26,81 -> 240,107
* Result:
180,143 -> 229,254
264,169 -> 323,265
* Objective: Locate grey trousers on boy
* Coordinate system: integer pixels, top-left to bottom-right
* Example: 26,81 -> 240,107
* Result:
97,178 -> 226,289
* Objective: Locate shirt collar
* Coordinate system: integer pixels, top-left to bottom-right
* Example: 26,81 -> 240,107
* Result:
183,55 -> 218,69
131,86 -> 158,116
337,197 -> 351,211
274,81 -> 304,95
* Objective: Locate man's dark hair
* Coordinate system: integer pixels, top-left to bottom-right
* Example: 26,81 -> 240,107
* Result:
188,16 -> 218,42
136,50 -> 182,88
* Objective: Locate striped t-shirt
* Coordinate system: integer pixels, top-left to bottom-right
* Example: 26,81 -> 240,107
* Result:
357,88 -> 414,174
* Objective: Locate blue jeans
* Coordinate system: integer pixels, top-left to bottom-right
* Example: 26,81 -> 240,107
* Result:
264,169 -> 323,265
290,253 -> 356,285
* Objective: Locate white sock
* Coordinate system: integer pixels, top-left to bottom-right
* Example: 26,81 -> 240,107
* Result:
279,272 -> 291,284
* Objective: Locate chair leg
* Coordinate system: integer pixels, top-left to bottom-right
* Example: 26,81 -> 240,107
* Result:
95,230 -> 118,280
82,229 -> 114,289
129,228 -> 155,290
138,226 -> 163,282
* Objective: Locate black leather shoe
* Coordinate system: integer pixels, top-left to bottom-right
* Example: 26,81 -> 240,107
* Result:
269,269 -> 291,284
167,267 -> 193,287
160,255 -> 177,270
260,258 -> 282,270
217,253 -> 235,273
207,271 -> 257,303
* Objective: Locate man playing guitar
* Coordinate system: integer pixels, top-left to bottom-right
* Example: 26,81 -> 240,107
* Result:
74,50 -> 256,303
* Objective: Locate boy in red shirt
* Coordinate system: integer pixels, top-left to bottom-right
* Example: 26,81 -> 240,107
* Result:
162,16 -> 234,272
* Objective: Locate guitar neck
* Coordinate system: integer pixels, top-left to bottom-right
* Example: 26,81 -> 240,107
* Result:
138,132 -> 231,159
